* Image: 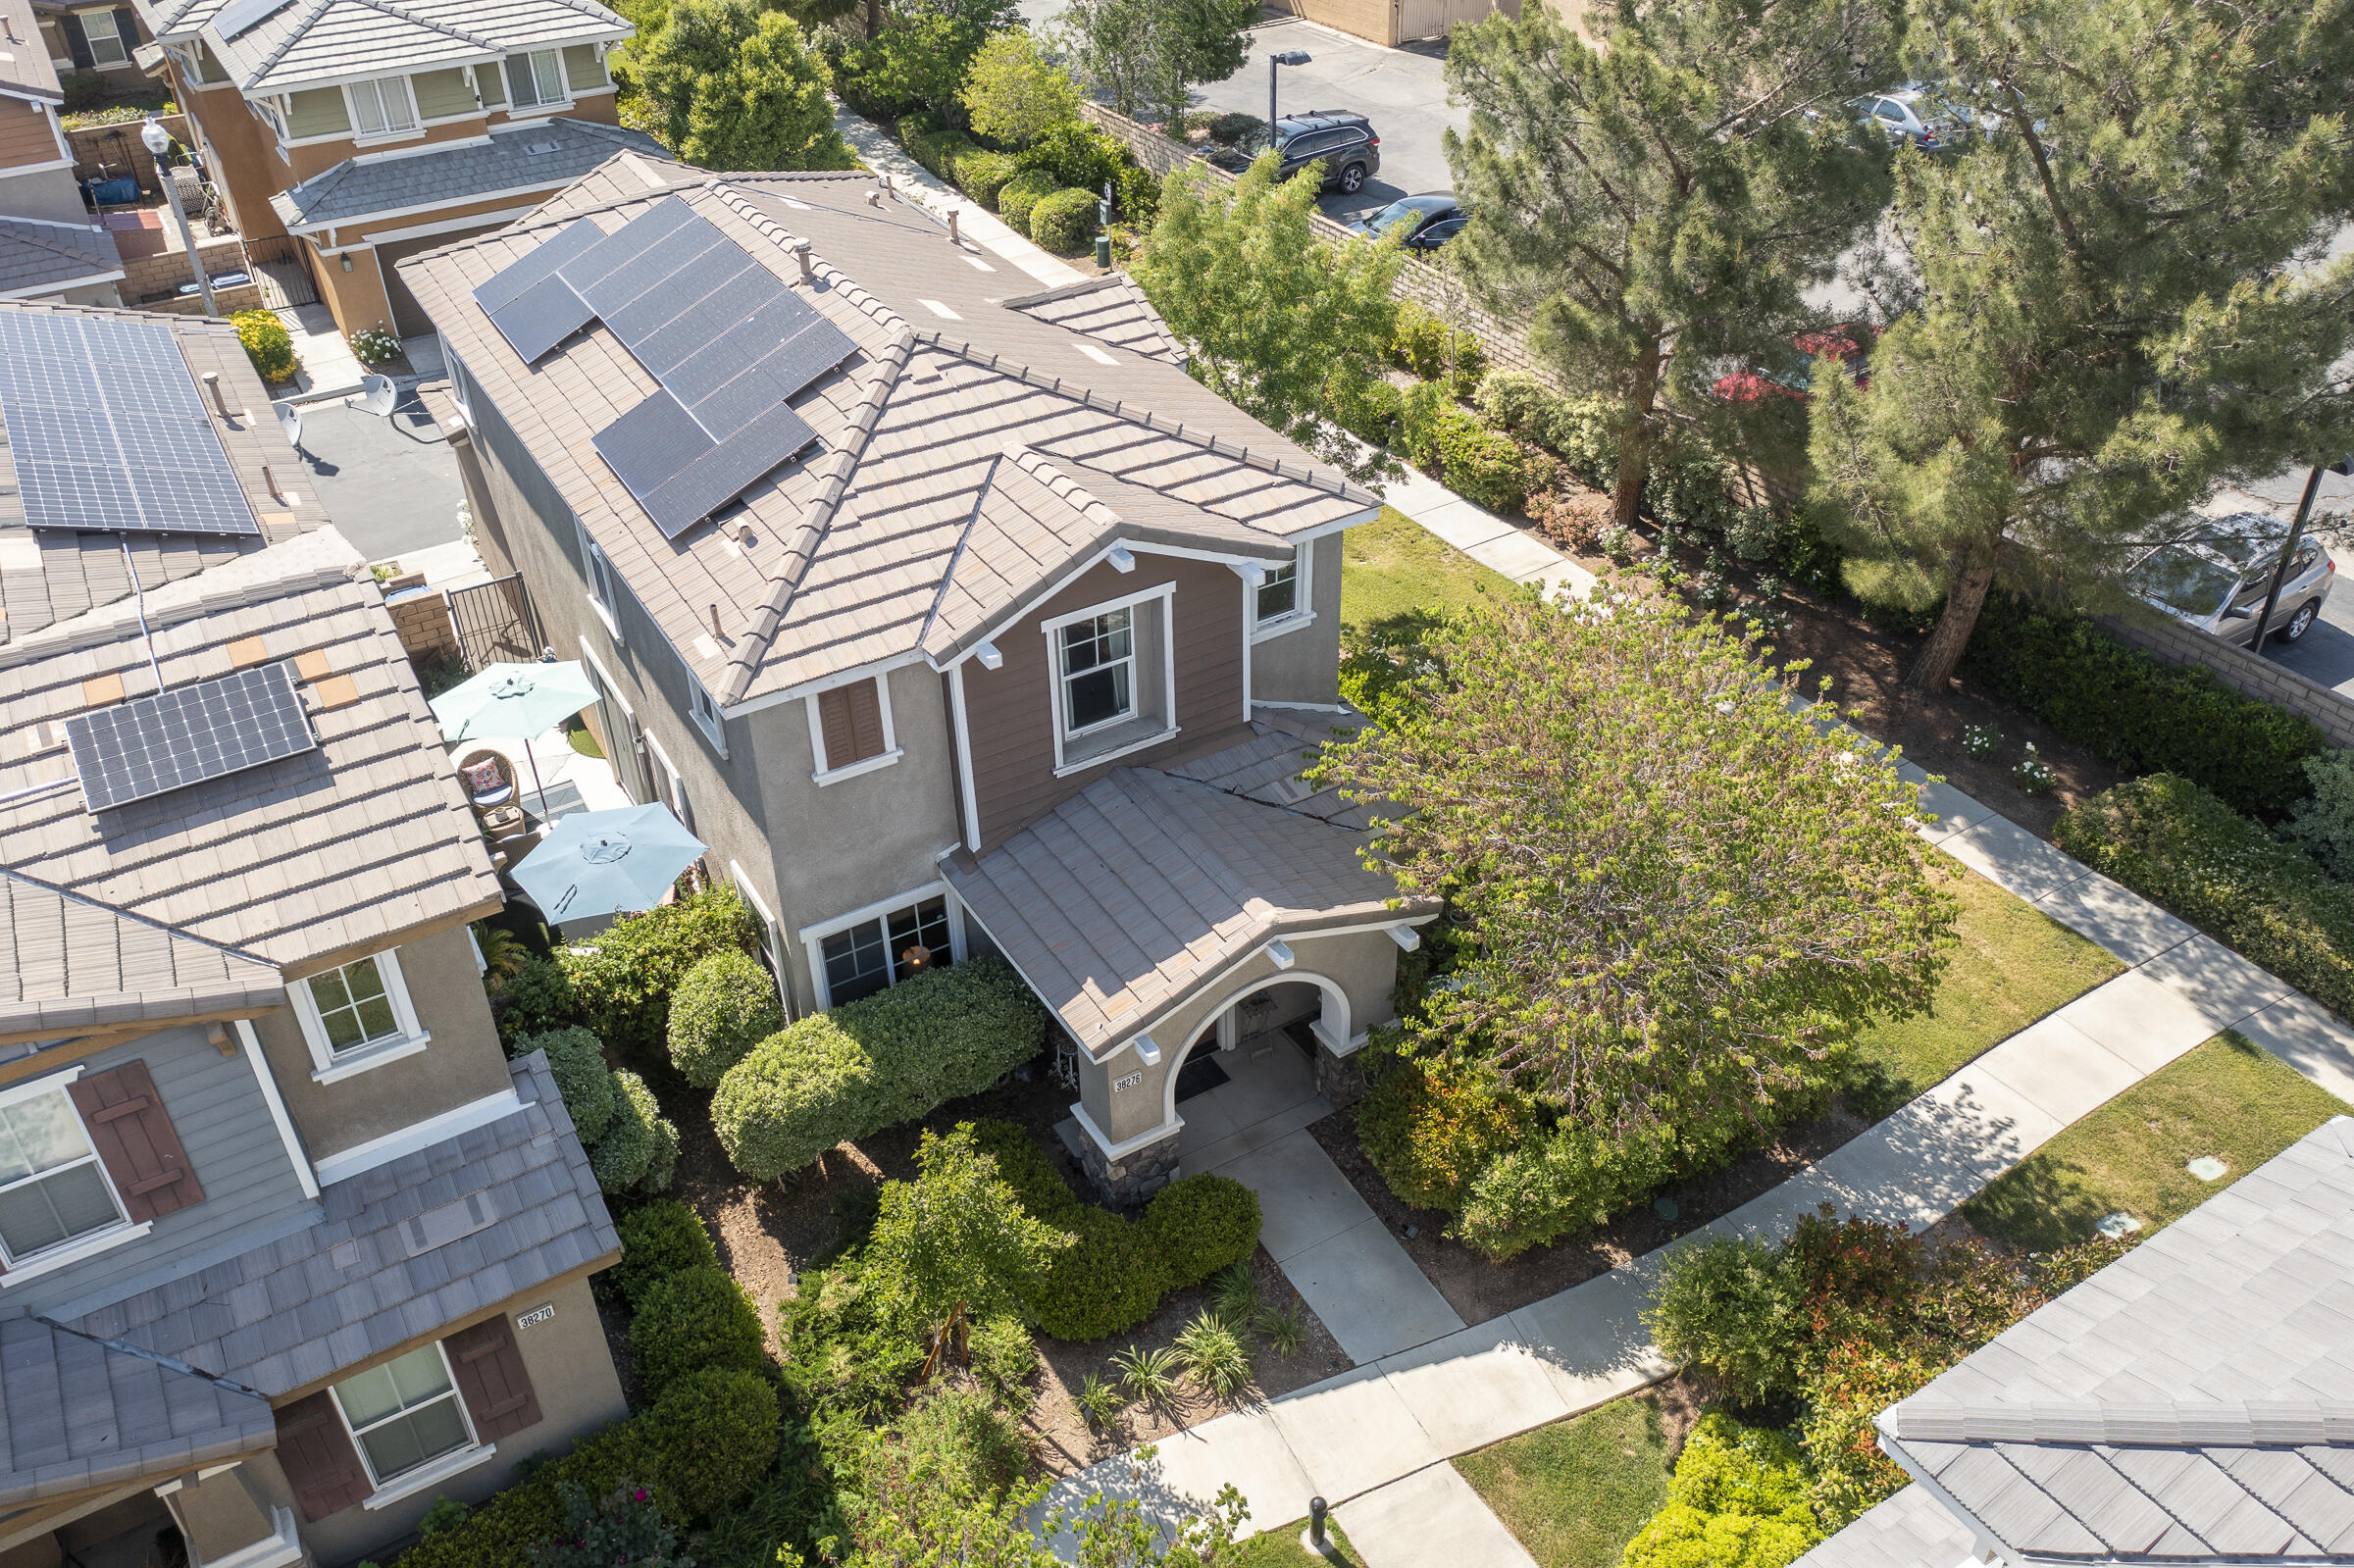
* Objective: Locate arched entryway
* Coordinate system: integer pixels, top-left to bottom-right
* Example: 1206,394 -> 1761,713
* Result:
1162,973 -> 1352,1134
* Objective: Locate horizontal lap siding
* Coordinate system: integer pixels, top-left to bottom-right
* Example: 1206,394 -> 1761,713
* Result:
964,554 -> 1249,850
0,98 -> 61,169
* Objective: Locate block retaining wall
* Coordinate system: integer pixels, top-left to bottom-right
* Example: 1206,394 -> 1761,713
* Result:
2100,610 -> 2354,752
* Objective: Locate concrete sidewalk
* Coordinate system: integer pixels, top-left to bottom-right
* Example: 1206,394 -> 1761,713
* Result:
1384,467 -> 1597,602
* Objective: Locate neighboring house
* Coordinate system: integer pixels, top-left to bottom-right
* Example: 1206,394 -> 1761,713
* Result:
130,0 -> 645,336
0,299 -> 625,1568
1799,1116 -> 2354,1568
31,0 -> 151,98
400,164 -> 1438,1203
1,0 -> 114,253
0,212 -> 121,300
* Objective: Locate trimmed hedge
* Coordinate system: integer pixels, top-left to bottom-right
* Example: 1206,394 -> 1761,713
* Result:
632,1265 -> 769,1401
953,148 -> 1020,210
1436,414 -> 1549,515
1142,1175 -> 1260,1289
668,950 -> 783,1089
1028,185 -> 1098,254
996,170 -> 1060,235
560,885 -> 759,1057
592,1071 -> 679,1195
711,958 -> 1046,1181
1028,1204 -> 1168,1341
387,1367 -> 778,1567
493,955 -> 578,1046
1619,1413 -> 1821,1568
613,1201 -> 719,1308
1963,594 -> 2326,818
2056,773 -> 2354,1019
522,1027 -> 615,1143
231,308 -> 296,382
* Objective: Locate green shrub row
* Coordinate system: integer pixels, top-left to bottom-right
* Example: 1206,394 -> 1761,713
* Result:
633,1265 -> 770,1401
1028,185 -> 1099,255
516,1029 -> 679,1197
711,959 -> 1047,1181
669,949 -> 784,1088
1618,1414 -> 1822,1568
2057,773 -> 2354,1018
996,168 -> 1059,234
614,1201 -> 721,1308
1964,594 -> 2326,818
559,885 -> 761,1057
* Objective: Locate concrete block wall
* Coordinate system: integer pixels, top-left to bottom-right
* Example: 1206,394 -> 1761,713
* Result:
121,233 -> 249,302
2099,611 -> 2354,751
69,113 -> 188,188
384,576 -> 462,663
140,281 -> 263,315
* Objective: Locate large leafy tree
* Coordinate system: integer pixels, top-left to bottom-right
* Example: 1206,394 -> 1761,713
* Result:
1055,0 -> 1256,125
1131,152 -> 1404,484
634,0 -> 856,170
847,0 -> 1021,116
860,1125 -> 1067,1355
1443,0 -> 1898,527
958,28 -> 1081,146
1322,593 -> 1954,1126
1808,0 -> 2354,695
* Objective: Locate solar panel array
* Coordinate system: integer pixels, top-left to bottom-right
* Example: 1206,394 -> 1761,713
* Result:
67,662 -> 318,812
213,0 -> 292,38
0,312 -> 259,538
472,195 -> 857,538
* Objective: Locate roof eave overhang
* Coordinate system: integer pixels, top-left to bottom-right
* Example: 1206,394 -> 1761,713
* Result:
0,981 -> 288,1047
243,25 -> 632,94
0,267 -> 128,301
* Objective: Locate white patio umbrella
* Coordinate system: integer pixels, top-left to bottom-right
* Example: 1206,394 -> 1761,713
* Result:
428,660 -> 600,815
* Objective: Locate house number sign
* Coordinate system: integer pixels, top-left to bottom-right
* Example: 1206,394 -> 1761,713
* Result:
1113,1070 -> 1144,1092
516,1302 -> 556,1329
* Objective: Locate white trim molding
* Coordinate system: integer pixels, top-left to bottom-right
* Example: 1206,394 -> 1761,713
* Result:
358,1441 -> 497,1510
311,1088 -> 525,1188
948,662 -> 982,853
1041,580 -> 1177,774
0,1221 -> 152,1287
805,673 -> 901,784
236,1019 -> 320,1200
1068,1101 -> 1180,1163
288,948 -> 431,1082
798,880 -> 966,1012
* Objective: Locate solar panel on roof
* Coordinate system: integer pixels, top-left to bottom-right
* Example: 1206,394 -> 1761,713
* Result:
472,217 -> 603,316
214,0 -> 295,38
486,273 -> 598,365
660,293 -> 821,405
67,663 -> 318,812
591,389 -> 711,500
637,402 -> 818,540
554,197 -> 700,293
0,312 -> 260,538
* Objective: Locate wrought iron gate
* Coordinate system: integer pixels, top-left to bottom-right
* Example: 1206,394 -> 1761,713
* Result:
243,233 -> 320,309
448,574 -> 542,672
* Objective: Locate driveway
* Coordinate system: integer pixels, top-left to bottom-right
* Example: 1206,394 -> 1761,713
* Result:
291,389 -> 467,565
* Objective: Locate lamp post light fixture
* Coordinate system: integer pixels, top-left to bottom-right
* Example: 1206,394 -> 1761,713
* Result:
1268,49 -> 1312,156
140,116 -> 216,318
2246,454 -> 2354,659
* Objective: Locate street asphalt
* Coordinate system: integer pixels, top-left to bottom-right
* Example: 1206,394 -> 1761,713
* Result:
292,391 -> 467,564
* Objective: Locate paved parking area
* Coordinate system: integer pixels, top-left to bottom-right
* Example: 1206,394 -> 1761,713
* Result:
291,390 -> 466,564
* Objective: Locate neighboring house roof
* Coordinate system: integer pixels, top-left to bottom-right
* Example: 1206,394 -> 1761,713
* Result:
137,0 -> 629,94
1161,709 -> 1374,828
519,142 -> 699,221
0,217 -> 126,301
1871,1115 -> 2354,1566
0,0 -> 63,100
71,1051 -> 619,1400
0,1317 -> 278,1510
0,868 -> 284,1043
999,274 -> 1186,365
397,171 -> 1376,711
1790,1483 -> 1978,1568
942,722 -> 1430,1058
271,118 -> 669,231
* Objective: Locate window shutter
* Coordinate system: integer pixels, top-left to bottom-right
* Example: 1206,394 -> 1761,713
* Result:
444,1314 -> 542,1442
113,8 -> 140,53
817,686 -> 855,772
68,1060 -> 204,1222
847,681 -> 887,762
275,1391 -> 371,1521
503,54 -> 535,108
59,12 -> 95,70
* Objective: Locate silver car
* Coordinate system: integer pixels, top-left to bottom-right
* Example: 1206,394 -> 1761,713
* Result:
2125,512 -> 2337,644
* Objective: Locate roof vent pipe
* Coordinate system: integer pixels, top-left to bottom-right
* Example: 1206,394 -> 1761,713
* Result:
201,371 -> 229,418
947,208 -> 960,245
866,188 -> 882,209
791,238 -> 813,283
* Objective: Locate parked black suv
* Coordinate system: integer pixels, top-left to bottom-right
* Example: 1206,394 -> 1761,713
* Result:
1205,111 -> 1382,195
1348,192 -> 1468,250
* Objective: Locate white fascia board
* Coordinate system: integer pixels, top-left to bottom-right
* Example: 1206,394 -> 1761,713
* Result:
720,650 -> 927,721
282,177 -> 572,235
929,537 -> 1277,674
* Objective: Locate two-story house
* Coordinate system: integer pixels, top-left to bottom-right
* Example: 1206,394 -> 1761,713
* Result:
33,0 -> 155,103
1,0 -> 124,304
129,0 -> 655,338
0,299 -> 625,1568
400,166 -> 1440,1203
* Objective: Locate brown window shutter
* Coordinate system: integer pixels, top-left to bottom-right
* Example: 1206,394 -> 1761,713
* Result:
275,1391 -> 372,1521
68,1061 -> 204,1223
444,1314 -> 542,1442
846,680 -> 887,762
817,685 -> 854,772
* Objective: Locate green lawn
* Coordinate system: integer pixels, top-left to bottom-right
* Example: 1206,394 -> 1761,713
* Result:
1453,1394 -> 1672,1568
1339,507 -> 1517,632
1841,864 -> 2126,1121
1963,1032 -> 2352,1251
1228,1518 -> 1364,1567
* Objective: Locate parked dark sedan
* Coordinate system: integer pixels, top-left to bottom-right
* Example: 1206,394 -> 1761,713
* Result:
1349,193 -> 1468,250
1204,111 -> 1382,195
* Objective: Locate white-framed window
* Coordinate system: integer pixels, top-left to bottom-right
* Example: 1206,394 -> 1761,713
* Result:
805,675 -> 901,784
291,950 -> 429,1082
1252,544 -> 1313,638
802,885 -> 964,1010
344,75 -> 419,139
1059,609 -> 1134,736
728,862 -> 791,1014
77,9 -> 129,68
504,48 -> 568,110
643,729 -> 693,827
1041,581 -> 1178,774
577,520 -> 622,640
0,1076 -> 129,1269
333,1342 -> 478,1490
687,674 -> 726,754
246,94 -> 287,142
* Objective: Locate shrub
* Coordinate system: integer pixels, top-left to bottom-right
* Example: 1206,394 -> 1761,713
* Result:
418,1495 -> 469,1536
614,1201 -> 720,1308
1356,1054 -> 1531,1212
1389,300 -> 1485,386
561,885 -> 759,1058
967,1314 -> 1038,1413
520,1026 -> 616,1143
1645,447 -> 1737,535
995,169 -> 1061,234
592,1071 -> 671,1194
1963,594 -> 2326,818
2286,749 -> 2354,880
966,1119 -> 1082,1220
1619,1414 -> 1822,1568
1644,1236 -> 1807,1401
953,148 -> 1020,210
1524,487 -> 1614,553
711,958 -> 1045,1181
885,1384 -> 1033,1497
1798,1340 -> 1940,1530
632,1265 -> 769,1401
1471,371 -> 1618,489
1454,1122 -> 1677,1261
1028,185 -> 1099,255
1142,1175 -> 1261,1289
958,29 -> 1081,148
1434,414 -> 1540,514
1028,1205 -> 1168,1341
496,954 -> 580,1047
530,1482 -> 684,1568
669,950 -> 784,1088
906,127 -> 978,180
230,309 -> 297,383
2057,774 -> 2354,1018
1174,1311 -> 1251,1398
1012,123 -> 1124,200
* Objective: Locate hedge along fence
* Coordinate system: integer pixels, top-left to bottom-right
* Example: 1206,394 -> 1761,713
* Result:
711,958 -> 1047,1181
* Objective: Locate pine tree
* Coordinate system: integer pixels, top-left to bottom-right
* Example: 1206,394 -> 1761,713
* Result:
1444,0 -> 1898,527
1808,0 -> 2354,695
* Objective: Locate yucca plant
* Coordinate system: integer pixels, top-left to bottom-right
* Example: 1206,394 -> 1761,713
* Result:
1175,1312 -> 1251,1400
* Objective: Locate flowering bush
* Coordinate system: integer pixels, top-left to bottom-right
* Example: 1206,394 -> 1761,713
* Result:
1961,724 -> 2002,759
1619,1414 -> 1822,1568
348,326 -> 399,366
529,1482 -> 686,1567
2013,742 -> 2057,794
230,309 -> 298,383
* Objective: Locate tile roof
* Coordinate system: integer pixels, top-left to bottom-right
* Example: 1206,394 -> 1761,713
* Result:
0,868 -> 283,1041
0,0 -> 62,99
1791,1483 -> 1980,1568
942,735 -> 1430,1057
72,1051 -> 619,1399
138,0 -> 629,93
271,119 -> 669,230
999,273 -> 1185,366
0,302 -> 329,651
396,173 -> 1375,708
0,217 -> 121,298
520,145 -> 701,221
1877,1115 -> 2354,1564
1161,708 -> 1375,829
0,1317 -> 278,1509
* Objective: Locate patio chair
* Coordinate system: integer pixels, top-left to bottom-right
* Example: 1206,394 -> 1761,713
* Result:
456,748 -> 518,812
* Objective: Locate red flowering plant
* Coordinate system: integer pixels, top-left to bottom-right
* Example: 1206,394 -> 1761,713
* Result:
529,1481 -> 690,1568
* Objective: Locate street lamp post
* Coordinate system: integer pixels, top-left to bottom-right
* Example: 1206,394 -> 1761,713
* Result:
2247,455 -> 2354,658
1268,50 -> 1312,155
141,116 -> 215,318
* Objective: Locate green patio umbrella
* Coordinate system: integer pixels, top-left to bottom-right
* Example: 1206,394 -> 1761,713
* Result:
429,660 -> 600,815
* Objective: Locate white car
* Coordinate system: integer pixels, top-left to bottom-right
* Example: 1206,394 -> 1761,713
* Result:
2125,512 -> 2337,644
1848,86 -> 1973,152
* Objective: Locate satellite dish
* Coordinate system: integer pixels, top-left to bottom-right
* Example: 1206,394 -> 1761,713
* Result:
273,399 -> 301,451
355,374 -> 398,416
